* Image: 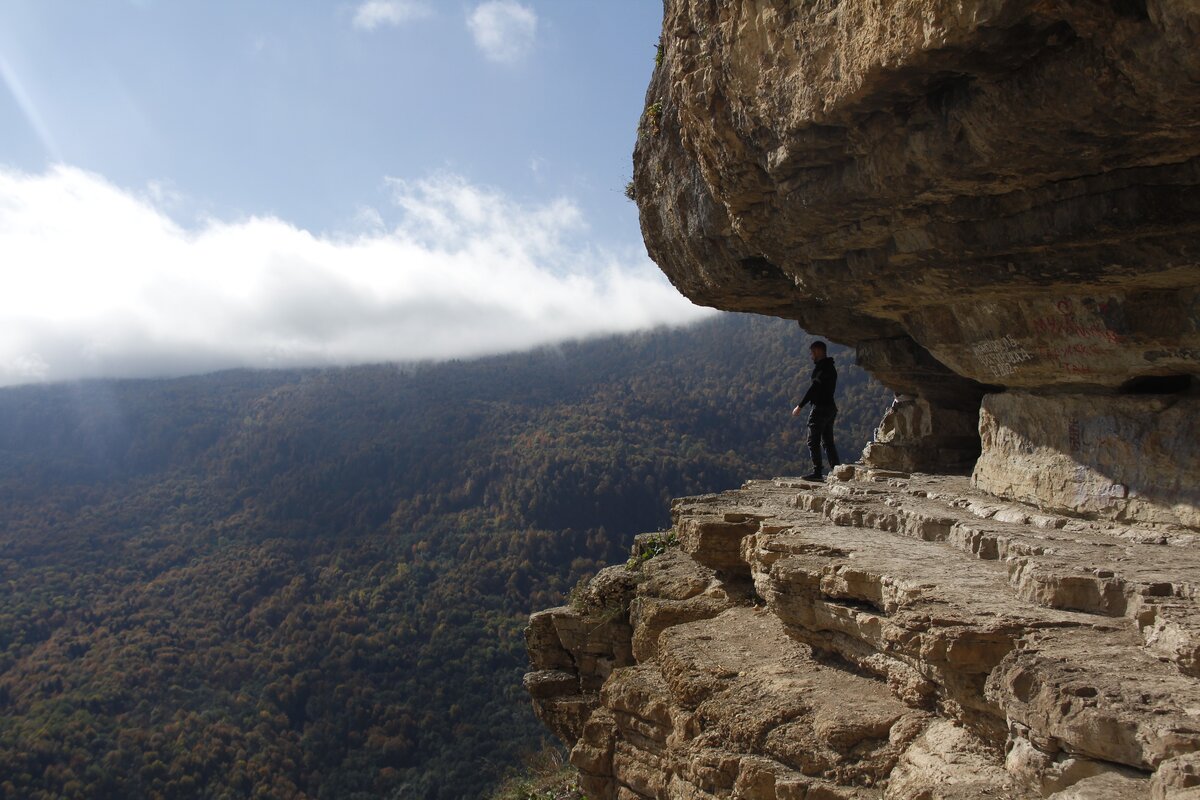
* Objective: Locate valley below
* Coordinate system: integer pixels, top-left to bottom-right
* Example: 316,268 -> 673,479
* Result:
0,314 -> 889,800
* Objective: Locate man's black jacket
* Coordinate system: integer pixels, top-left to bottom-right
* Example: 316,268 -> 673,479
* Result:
799,356 -> 837,409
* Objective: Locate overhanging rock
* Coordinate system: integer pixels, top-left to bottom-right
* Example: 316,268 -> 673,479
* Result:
633,0 -> 1200,523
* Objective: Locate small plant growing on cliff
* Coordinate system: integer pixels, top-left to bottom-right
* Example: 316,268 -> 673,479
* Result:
568,575 -> 631,630
655,37 -> 664,67
626,530 -> 679,571
566,575 -> 591,614
489,744 -> 586,800
624,179 -> 636,202
640,101 -> 663,138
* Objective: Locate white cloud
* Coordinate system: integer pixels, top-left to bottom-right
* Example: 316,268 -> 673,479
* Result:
352,0 -> 430,31
467,1 -> 537,63
0,165 -> 712,387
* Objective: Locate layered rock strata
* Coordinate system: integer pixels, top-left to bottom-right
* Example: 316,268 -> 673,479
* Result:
632,0 -> 1200,520
525,469 -> 1200,798
534,2 -> 1200,792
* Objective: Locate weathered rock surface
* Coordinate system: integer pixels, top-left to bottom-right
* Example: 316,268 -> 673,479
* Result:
525,471 -> 1200,798
862,395 -> 981,475
633,0 -> 1200,518
529,2 -> 1200,793
634,0 -> 1200,381
974,391 -> 1200,529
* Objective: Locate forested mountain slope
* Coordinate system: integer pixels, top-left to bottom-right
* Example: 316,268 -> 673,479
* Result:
0,313 -> 890,799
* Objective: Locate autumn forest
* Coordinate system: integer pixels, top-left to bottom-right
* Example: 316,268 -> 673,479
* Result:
0,314 -> 891,799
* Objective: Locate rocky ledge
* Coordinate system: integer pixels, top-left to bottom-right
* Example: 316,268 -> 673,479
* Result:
528,2 -> 1200,793
525,469 -> 1200,799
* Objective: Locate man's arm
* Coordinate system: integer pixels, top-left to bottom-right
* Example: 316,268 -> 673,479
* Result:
799,384 -> 816,407
793,383 -> 816,416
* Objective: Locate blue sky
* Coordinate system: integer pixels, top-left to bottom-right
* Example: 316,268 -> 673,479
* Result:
0,1 -> 710,385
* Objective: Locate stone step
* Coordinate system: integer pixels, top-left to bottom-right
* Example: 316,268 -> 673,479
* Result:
527,474 -> 1200,799
811,473 -> 1200,613
581,606 -> 1037,800
741,514 -> 1100,730
674,477 -> 1200,782
755,470 -> 1200,678
989,625 -> 1200,775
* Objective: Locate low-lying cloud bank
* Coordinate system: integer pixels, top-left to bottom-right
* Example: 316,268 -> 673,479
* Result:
0,165 -> 712,387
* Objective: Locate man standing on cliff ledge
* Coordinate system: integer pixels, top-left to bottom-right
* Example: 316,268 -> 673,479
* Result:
793,341 -> 840,482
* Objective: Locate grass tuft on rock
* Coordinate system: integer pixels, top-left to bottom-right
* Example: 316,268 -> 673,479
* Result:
489,745 -> 586,800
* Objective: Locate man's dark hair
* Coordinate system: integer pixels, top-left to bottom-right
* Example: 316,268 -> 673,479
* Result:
810,340 -> 827,354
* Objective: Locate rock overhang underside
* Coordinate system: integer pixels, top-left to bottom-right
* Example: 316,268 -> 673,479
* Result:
632,0 -> 1200,528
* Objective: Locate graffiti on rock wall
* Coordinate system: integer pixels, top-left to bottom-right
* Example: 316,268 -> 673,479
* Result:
970,335 -> 1035,377
1032,314 -> 1120,343
1031,297 -> 1123,375
945,294 -> 1142,380
1035,342 -> 1114,374
962,296 -> 1127,379
1068,418 -> 1082,452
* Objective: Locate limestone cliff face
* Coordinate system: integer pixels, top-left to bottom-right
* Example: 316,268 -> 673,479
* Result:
526,472 -> 1200,799
524,3 -> 1200,797
632,0 -> 1200,526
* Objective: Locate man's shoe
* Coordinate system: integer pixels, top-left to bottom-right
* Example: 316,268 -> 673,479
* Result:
802,471 -> 823,482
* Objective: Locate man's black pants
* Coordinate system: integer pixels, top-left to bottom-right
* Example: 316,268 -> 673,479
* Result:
807,404 -> 840,473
